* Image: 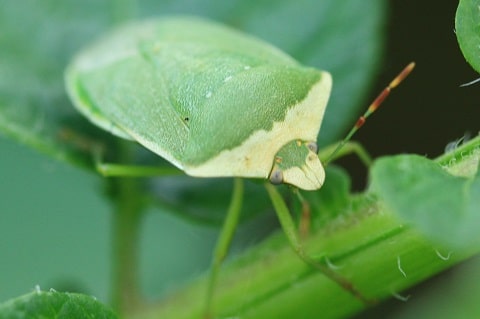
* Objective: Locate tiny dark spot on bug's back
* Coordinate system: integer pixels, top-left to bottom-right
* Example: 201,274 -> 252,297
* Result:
182,116 -> 190,126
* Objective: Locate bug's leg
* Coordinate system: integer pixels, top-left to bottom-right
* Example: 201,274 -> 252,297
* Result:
92,147 -> 184,177
264,183 -> 373,305
319,141 -> 373,168
95,162 -> 183,177
204,178 -> 244,318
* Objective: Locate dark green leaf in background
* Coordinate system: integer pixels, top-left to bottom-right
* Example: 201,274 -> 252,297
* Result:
456,0 -> 480,73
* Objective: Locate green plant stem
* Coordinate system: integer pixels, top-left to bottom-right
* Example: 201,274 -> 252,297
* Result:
110,143 -> 145,316
135,202 -> 467,319
132,138 -> 480,319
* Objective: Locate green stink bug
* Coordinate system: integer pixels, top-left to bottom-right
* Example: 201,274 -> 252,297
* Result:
65,16 -> 414,317
65,17 -> 330,191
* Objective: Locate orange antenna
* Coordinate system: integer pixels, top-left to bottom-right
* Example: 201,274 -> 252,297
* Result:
325,62 -> 415,165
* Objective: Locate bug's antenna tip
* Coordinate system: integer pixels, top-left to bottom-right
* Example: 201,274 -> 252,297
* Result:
324,62 -> 415,165
406,61 -> 416,75
390,61 -> 416,89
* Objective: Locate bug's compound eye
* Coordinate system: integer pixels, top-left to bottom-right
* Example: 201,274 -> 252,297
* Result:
306,142 -> 318,153
269,167 -> 284,185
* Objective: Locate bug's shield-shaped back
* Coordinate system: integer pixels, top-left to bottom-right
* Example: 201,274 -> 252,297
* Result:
65,17 -> 332,190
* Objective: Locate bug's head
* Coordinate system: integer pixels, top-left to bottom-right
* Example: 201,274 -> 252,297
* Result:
268,140 -> 325,191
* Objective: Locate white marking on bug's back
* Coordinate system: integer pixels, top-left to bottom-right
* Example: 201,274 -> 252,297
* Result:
244,65 -> 251,70
186,72 -> 332,179
224,75 -> 233,82
206,91 -> 212,98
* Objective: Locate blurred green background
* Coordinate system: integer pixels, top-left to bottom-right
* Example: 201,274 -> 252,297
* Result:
1,1 -> 479,318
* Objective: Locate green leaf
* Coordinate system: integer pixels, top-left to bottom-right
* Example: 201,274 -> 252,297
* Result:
0,290 -> 118,319
369,144 -> 480,249
456,0 -> 480,73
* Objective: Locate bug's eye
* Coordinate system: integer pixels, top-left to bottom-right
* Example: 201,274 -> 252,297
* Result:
307,142 -> 318,153
269,168 -> 283,185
